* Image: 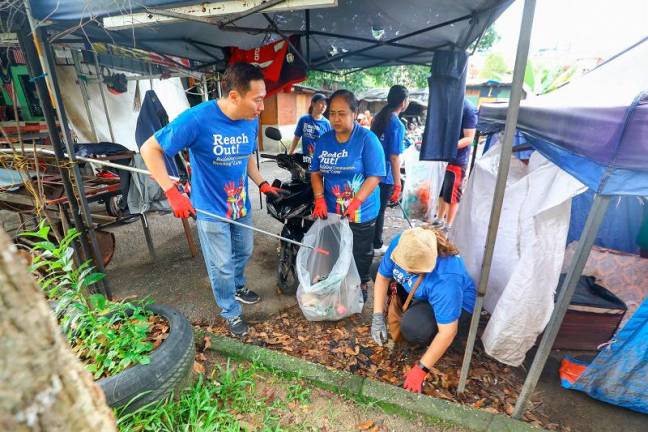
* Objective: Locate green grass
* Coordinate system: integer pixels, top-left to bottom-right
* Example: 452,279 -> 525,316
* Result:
116,360 -> 311,432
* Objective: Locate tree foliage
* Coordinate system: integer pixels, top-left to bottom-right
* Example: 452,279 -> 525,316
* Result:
479,52 -> 509,81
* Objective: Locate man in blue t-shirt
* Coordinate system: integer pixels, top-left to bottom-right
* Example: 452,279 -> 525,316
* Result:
435,99 -> 477,229
141,63 -> 282,337
288,93 -> 331,162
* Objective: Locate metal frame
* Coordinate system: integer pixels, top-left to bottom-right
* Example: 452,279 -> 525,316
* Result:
17,4 -> 112,298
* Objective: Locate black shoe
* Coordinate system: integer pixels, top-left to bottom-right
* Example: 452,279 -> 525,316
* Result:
235,287 -> 261,305
227,316 -> 249,337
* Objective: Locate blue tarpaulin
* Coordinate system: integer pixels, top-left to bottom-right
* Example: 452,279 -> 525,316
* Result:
478,37 -> 648,196
561,299 -> 648,414
568,190 -> 646,254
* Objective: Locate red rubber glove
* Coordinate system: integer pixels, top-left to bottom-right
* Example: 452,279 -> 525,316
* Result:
389,184 -> 402,203
164,186 -> 195,219
312,196 -> 328,219
403,363 -> 427,393
343,197 -> 362,220
259,181 -> 285,196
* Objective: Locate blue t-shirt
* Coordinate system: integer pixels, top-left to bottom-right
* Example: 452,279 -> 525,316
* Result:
449,99 -> 478,167
378,233 -> 476,324
309,125 -> 385,223
294,114 -> 331,160
379,113 -> 406,185
154,100 -> 258,221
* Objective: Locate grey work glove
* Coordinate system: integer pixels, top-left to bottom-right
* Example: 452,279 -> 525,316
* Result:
371,313 -> 388,346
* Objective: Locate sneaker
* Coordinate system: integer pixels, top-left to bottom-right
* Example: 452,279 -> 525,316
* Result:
374,245 -> 389,256
227,316 -> 249,337
430,218 -> 445,229
235,286 -> 261,305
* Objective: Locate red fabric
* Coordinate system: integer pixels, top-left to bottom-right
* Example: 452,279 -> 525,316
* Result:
229,39 -> 288,82
228,37 -> 307,98
164,186 -> 195,219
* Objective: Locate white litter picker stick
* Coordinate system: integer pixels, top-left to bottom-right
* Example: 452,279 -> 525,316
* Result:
0,148 -> 330,256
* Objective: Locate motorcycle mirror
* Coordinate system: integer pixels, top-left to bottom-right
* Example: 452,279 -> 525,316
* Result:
265,127 -> 282,141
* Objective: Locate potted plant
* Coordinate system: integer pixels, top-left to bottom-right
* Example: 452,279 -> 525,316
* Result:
22,223 -> 194,412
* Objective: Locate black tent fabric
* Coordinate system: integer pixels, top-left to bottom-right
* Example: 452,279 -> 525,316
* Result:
420,50 -> 468,161
28,0 -> 513,71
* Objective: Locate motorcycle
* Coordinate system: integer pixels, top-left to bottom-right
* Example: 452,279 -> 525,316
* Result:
261,127 -> 314,295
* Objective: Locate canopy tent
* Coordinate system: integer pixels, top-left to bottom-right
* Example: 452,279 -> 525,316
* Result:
478,37 -> 648,196
28,0 -> 512,71
466,35 -> 648,417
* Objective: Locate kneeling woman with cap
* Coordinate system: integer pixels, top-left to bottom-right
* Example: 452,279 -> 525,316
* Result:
371,227 -> 476,393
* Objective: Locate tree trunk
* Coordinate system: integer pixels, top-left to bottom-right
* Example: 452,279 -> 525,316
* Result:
0,228 -> 116,432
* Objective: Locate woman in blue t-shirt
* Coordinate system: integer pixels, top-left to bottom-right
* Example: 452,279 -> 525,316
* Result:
370,227 -> 476,393
309,89 -> 386,301
370,85 -> 409,256
289,93 -> 331,161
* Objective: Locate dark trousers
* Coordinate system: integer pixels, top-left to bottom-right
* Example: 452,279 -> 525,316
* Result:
373,183 -> 394,249
400,300 -> 472,346
350,219 -> 376,284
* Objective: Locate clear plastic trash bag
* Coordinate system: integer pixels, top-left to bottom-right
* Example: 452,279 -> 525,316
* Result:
402,145 -> 447,221
296,214 -> 364,321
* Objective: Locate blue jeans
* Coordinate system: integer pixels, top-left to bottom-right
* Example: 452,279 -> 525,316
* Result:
196,213 -> 253,320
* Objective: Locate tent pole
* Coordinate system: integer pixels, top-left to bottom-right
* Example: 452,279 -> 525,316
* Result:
201,74 -> 208,102
21,6 -> 113,299
456,0 -> 537,394
305,9 -> 311,67
72,49 -> 99,141
512,193 -> 611,418
92,50 -> 116,142
16,24 -> 90,262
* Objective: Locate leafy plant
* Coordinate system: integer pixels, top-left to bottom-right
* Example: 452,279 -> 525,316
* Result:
524,60 -> 577,96
21,221 -> 155,379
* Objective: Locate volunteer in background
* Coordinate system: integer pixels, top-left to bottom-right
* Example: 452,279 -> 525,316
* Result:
309,89 -> 386,301
370,227 -> 476,393
359,110 -> 373,128
370,85 -> 409,256
434,99 -> 478,230
288,93 -> 331,161
141,63 -> 282,338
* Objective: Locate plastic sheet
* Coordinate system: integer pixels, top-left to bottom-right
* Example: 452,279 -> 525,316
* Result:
296,215 -> 363,321
450,134 -> 586,365
402,145 -> 446,221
